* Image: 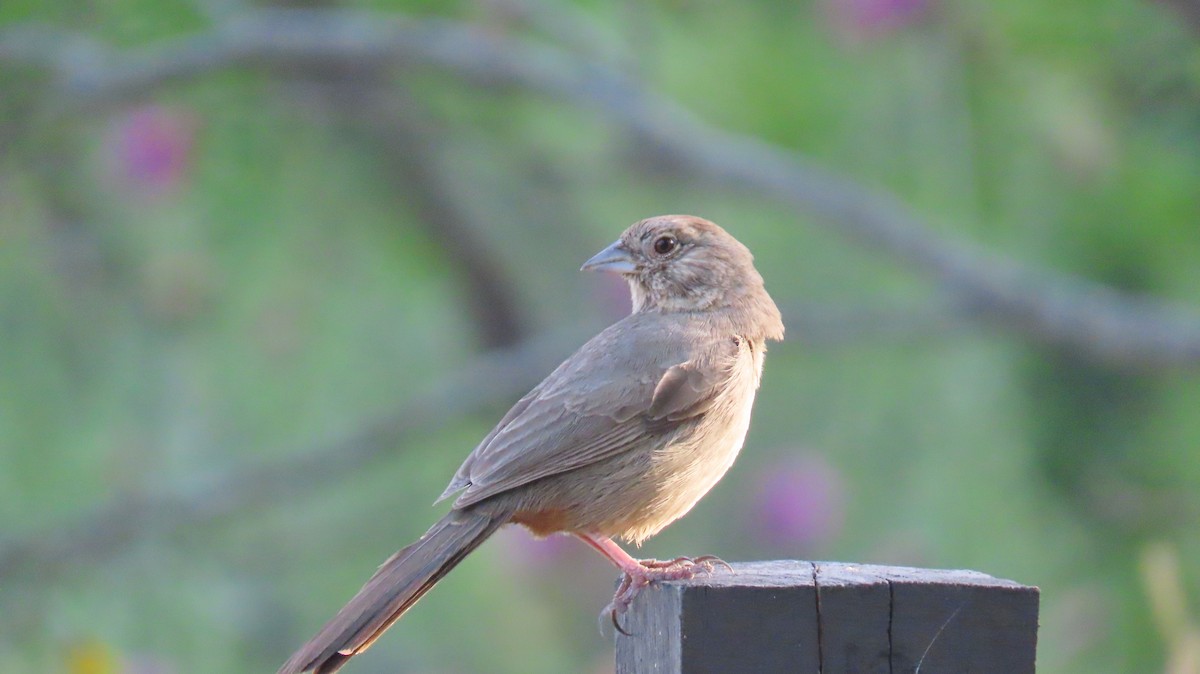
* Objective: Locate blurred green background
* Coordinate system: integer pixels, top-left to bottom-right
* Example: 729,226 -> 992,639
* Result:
3,0 -> 1200,672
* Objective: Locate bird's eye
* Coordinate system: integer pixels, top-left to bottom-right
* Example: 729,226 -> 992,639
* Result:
653,235 -> 678,256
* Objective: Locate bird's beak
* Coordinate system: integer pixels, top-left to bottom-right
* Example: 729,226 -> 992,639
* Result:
580,240 -> 637,274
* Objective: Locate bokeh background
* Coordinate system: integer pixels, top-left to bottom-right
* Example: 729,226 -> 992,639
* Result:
3,0 -> 1200,672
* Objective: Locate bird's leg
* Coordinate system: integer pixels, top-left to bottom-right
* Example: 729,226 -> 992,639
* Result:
574,533 -> 729,634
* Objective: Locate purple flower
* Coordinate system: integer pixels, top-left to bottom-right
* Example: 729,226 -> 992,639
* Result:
125,654 -> 179,674
106,105 -> 196,197
824,0 -> 932,41
750,454 -> 846,551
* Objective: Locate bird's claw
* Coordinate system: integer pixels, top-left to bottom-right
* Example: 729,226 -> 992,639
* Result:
599,572 -> 640,636
601,555 -> 732,637
609,603 -> 632,636
692,554 -> 734,573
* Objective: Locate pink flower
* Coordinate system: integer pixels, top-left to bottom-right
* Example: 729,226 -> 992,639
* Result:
106,105 -> 196,197
750,454 -> 846,551
825,0 -> 932,42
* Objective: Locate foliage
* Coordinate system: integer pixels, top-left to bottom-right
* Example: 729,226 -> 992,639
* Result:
1,1 -> 1199,672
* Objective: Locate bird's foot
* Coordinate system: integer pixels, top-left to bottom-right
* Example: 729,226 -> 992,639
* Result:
637,554 -> 733,574
601,555 -> 732,635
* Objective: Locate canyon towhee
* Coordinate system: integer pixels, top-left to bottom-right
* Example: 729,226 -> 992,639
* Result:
279,215 -> 784,674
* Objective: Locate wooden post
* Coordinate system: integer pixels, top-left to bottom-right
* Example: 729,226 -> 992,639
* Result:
614,560 -> 1039,674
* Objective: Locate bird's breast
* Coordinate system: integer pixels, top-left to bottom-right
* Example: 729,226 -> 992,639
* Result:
613,348 -> 762,543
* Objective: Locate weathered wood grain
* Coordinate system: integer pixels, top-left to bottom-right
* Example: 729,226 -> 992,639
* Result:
614,560 -> 1039,674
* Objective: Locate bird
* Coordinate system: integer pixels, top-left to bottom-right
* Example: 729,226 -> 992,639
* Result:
278,215 -> 785,674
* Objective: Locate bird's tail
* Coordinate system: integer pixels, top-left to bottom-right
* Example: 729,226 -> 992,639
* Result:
278,508 -> 507,674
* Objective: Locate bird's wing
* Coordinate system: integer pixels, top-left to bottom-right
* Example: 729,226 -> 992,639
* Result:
447,316 -> 741,509
437,376 -> 550,503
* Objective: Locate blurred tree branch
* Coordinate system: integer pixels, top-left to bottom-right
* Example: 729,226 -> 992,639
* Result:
371,94 -> 531,348
0,329 -> 573,581
290,69 -> 532,348
266,0 -> 532,348
2,8 -> 1198,368
1157,0 -> 1200,30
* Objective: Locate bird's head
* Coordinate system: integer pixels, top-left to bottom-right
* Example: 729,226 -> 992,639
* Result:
582,215 -> 784,341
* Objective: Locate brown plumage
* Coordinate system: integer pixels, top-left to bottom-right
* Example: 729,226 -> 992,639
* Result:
278,215 -> 784,674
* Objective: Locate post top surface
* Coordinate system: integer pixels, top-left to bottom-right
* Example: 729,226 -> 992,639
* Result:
660,560 -> 1036,592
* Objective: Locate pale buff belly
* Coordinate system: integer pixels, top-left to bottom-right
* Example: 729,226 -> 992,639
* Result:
507,381 -> 758,546
618,386 -> 756,543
